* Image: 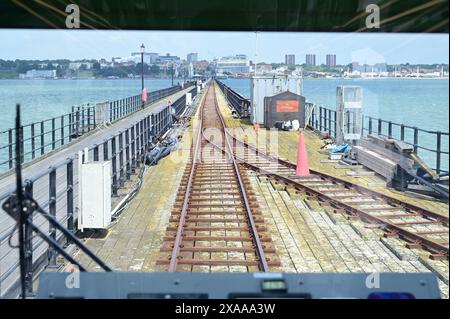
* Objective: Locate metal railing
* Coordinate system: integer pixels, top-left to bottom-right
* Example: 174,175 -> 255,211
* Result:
307,105 -> 449,173
364,116 -> 449,174
0,84 -> 193,173
0,105 -> 96,171
216,79 -> 250,118
0,90 -> 189,298
108,84 -> 184,123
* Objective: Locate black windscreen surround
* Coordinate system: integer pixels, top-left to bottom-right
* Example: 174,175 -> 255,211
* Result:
0,0 -> 448,33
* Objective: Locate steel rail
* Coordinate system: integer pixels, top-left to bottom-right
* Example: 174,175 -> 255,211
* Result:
231,136 -> 449,225
205,83 -> 448,257
167,83 -> 270,272
205,134 -> 448,257
167,90 -> 204,272
209,85 -> 269,272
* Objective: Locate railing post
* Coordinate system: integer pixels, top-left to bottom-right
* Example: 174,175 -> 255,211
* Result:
328,109 -> 332,135
8,128 -> 13,169
400,124 -> 405,141
131,125 -> 136,173
87,107 -> 91,132
119,132 -> 124,186
413,127 -> 419,154
48,168 -> 58,268
66,159 -> 74,244
103,140 -> 109,160
51,118 -> 56,150
20,126 -> 24,163
378,118 -> 382,135
60,116 -> 64,146
68,113 -> 73,142
76,109 -> 80,137
323,110 -> 327,131
81,107 -> 85,134
40,121 -> 44,155
136,123 -> 141,168
93,144 -> 99,161
436,131 -> 441,174
368,116 -> 372,135
111,137 -> 118,196
109,102 -> 113,123
31,123 -> 36,160
125,129 -> 131,180
24,179 -> 34,295
388,121 -> 392,138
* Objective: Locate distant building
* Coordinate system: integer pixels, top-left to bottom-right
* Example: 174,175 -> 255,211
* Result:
306,54 -> 316,66
326,54 -> 337,67
216,54 -> 249,74
285,54 -> 295,65
20,69 -> 57,79
187,53 -> 198,63
157,53 -> 181,64
131,52 -> 159,64
69,62 -> 93,70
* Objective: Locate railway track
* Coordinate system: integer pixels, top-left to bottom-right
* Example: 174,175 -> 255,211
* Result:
226,123 -> 449,261
158,83 -> 280,272
160,81 -> 448,273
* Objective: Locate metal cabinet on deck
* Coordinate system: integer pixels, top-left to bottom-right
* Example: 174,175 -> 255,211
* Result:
79,161 -> 112,231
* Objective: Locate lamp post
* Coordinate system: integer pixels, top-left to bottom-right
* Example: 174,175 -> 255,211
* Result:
140,44 -> 145,91
171,63 -> 174,86
140,43 -> 145,108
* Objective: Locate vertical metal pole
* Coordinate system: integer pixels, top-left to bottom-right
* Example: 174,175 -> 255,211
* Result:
40,121 -> 44,155
20,126 -> 24,163
87,107 -> 91,132
103,140 -> 109,160
388,121 -> 392,139
31,123 -> 35,160
119,132 -> 124,185
8,128 -> 13,169
125,129 -> 131,180
81,107 -> 85,134
136,123 -> 141,168
69,113 -> 73,142
131,126 -> 136,173
413,127 -> 419,154
76,109 -> 80,137
378,118 -> 382,135
436,131 -> 441,174
93,145 -> 99,161
400,124 -> 405,141
51,118 -> 56,150
60,116 -> 64,146
24,180 -> 34,295
66,159 -> 74,243
111,137 -> 118,196
48,169 -> 57,267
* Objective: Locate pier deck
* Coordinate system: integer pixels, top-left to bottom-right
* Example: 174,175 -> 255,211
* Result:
0,86 -> 193,297
67,83 -> 448,297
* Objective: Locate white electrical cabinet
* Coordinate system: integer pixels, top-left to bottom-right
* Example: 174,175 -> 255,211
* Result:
186,92 -> 192,106
79,161 -> 112,231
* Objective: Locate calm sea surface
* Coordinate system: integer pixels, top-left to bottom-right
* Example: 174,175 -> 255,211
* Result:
0,78 -> 448,172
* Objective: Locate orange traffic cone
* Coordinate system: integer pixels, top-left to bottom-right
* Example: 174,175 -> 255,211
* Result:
296,132 -> 310,176
254,122 -> 260,133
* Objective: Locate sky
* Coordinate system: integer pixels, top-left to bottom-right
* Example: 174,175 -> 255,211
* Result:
0,29 -> 448,65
